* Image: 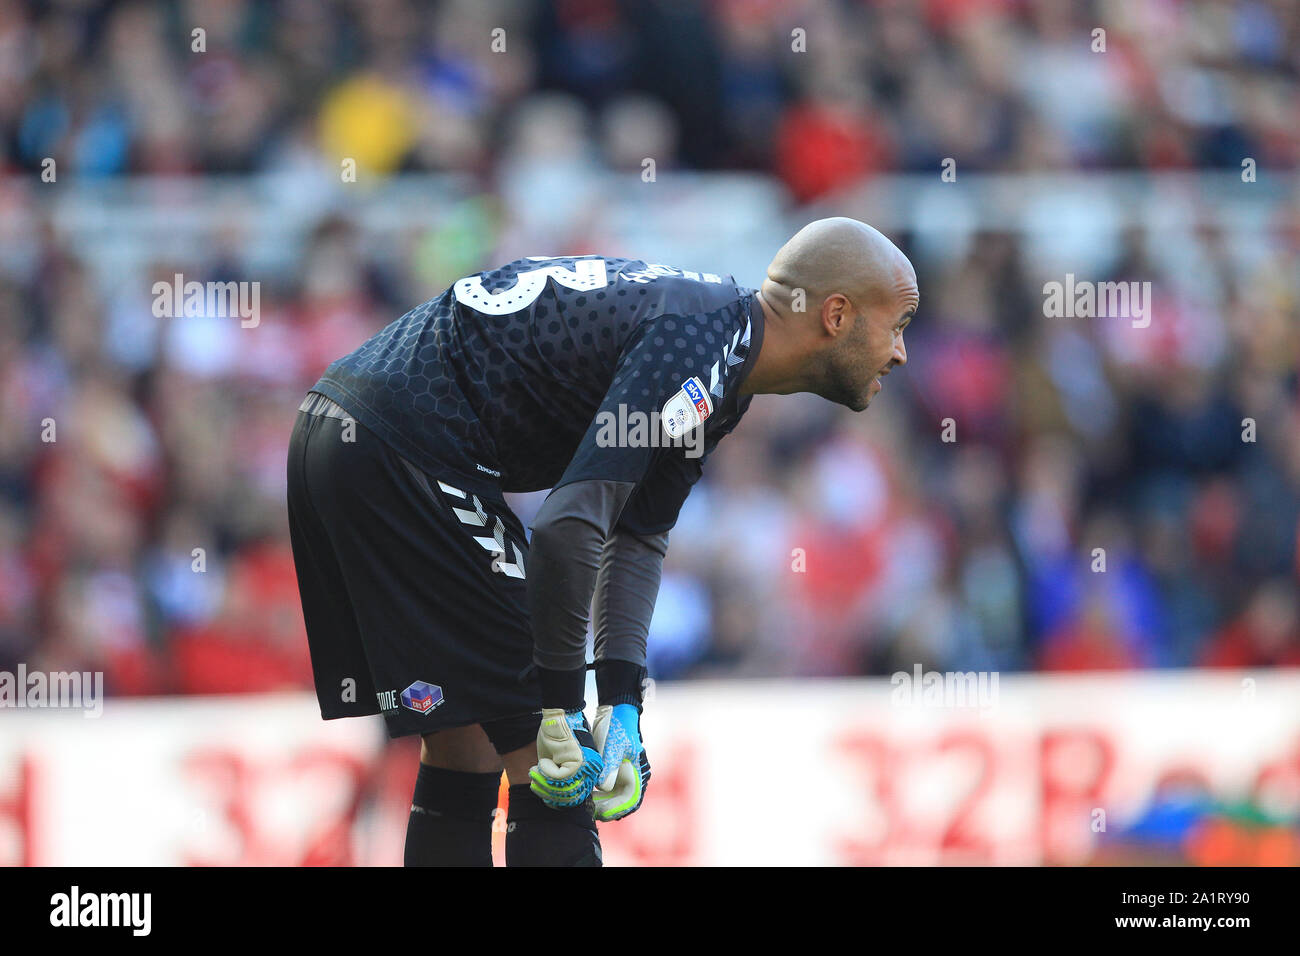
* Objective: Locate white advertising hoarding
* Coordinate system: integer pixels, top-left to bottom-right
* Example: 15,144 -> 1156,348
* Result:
2,672 -> 1297,866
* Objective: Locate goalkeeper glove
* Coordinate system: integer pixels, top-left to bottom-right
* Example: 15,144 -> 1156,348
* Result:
592,703 -> 651,821
590,659 -> 652,822
529,708 -> 603,808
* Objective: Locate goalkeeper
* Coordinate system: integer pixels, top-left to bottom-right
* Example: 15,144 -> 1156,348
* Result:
287,218 -> 917,865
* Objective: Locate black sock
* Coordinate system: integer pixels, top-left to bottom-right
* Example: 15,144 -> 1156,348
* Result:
505,784 -> 602,867
403,763 -> 501,867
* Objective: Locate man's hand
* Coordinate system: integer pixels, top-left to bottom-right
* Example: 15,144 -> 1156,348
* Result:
529,708 -> 604,807
591,703 -> 651,821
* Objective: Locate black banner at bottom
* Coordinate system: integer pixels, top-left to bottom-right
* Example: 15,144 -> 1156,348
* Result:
0,865 -> 1285,941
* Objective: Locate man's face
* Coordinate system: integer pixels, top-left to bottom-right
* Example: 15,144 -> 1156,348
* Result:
825,279 -> 917,412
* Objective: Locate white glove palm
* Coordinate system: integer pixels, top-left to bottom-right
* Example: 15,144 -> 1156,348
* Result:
591,703 -> 651,822
529,708 -> 603,807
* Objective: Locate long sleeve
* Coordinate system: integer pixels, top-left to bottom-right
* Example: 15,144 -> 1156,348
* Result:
526,479 -> 635,708
593,528 -> 669,668
525,304 -> 753,709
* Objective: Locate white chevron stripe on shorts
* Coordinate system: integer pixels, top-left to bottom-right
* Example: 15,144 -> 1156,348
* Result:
437,481 -> 526,579
452,505 -> 486,526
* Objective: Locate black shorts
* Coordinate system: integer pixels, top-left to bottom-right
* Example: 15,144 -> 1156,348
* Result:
287,393 -> 541,752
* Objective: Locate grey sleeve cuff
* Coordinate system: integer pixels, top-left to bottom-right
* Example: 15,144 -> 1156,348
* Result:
527,479 -> 636,672
593,528 -> 669,668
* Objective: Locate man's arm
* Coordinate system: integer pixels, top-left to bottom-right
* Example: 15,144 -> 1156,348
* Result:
526,478 -> 637,711
524,476 -> 670,816
591,525 -> 667,714
591,441 -> 702,680
583,494 -> 677,821
523,310 -> 722,807
529,439 -> 700,707
592,527 -> 668,676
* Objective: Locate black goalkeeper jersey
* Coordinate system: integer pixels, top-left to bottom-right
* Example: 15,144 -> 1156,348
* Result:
312,255 -> 764,534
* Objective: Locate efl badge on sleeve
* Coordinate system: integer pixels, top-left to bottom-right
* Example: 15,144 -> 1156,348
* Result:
660,375 -> 714,441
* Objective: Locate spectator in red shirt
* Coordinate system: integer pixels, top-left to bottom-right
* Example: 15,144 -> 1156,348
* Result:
1200,580 -> 1300,669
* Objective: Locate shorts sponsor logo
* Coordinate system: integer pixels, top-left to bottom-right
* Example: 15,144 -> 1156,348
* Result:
401,681 -> 445,715
376,689 -> 399,712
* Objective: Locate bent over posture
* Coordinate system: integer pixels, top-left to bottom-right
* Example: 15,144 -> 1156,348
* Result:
287,217 -> 918,865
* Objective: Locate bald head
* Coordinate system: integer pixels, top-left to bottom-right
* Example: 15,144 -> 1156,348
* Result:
746,217 -> 918,411
764,217 -> 914,312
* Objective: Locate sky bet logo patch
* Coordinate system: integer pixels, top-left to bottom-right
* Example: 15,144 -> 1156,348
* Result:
661,376 -> 713,441
401,681 -> 444,715
682,376 -> 712,420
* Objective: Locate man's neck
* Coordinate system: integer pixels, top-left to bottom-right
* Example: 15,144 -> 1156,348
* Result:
740,291 -> 808,397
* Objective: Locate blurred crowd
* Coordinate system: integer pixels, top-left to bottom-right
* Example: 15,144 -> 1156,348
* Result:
3,0 -> 1299,187
0,0 -> 1297,694
665,214 -> 1300,680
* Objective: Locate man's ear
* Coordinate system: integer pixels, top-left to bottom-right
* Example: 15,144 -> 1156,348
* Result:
821,293 -> 850,336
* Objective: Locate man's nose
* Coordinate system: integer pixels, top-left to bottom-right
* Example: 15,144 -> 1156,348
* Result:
893,332 -> 908,367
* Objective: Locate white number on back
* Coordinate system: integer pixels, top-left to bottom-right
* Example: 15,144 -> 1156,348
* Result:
453,258 -> 608,315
